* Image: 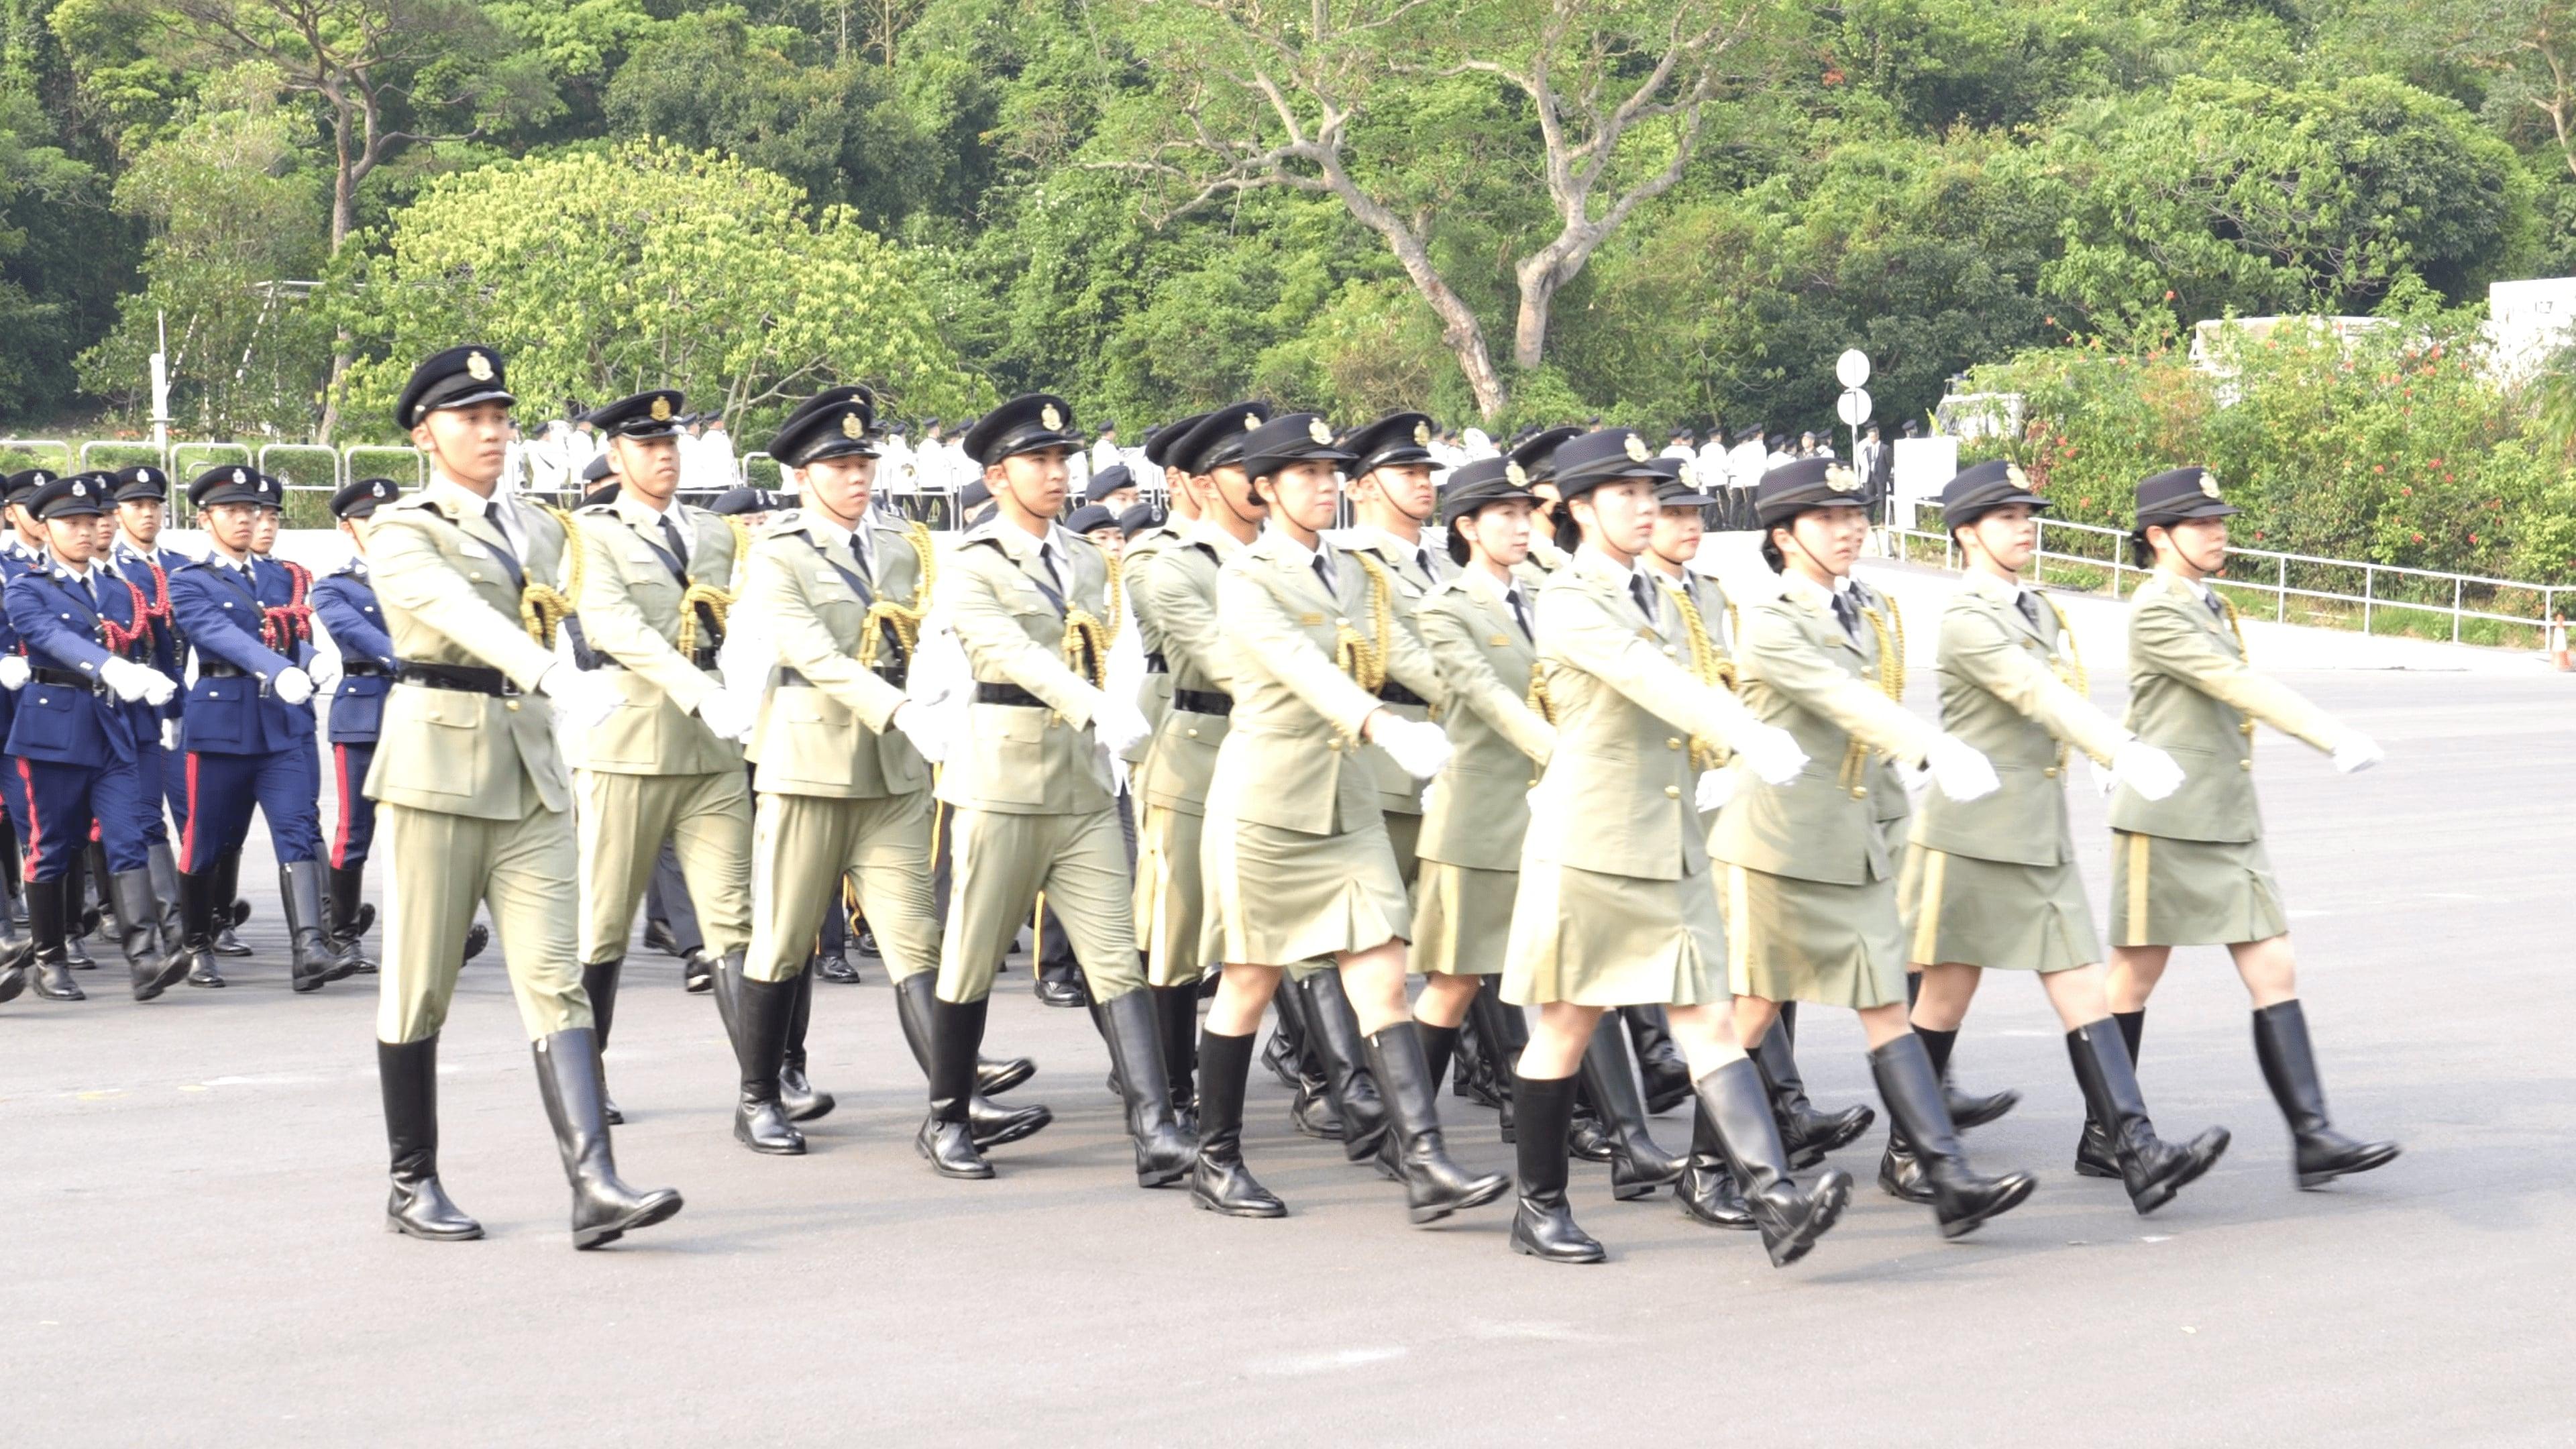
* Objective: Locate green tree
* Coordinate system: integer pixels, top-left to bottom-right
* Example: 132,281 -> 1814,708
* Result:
328,140 -> 983,441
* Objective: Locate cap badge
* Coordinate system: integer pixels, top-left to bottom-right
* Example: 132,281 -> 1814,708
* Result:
1413,421 -> 1431,447
69,480 -> 85,497
2006,463 -> 2031,491
2198,472 -> 2222,498
466,351 -> 494,382
841,413 -> 865,439
1040,403 -> 1065,432
373,482 -> 389,497
1827,465 -> 1860,492
1623,433 -> 1651,464
1505,461 -> 1529,486
1307,417 -> 1333,445
649,396 -> 672,423
232,468 -> 246,485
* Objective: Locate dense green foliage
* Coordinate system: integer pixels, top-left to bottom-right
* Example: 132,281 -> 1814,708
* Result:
3,0 -> 2576,578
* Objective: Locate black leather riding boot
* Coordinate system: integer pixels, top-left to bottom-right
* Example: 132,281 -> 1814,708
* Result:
1871,1033 -> 2036,1239
2251,1000 -> 2401,1189
26,877 -> 81,1000
176,865 -> 224,986
113,868 -> 187,1001
1694,1059 -> 1851,1267
1190,1028 -> 1285,1217
1464,980 -> 1522,1141
71,842 -> 106,967
531,1028 -> 684,1248
1102,989 -> 1195,1187
916,995 -> 996,1179
1581,1018 -> 1682,1199
582,957 -> 625,1124
892,972 -> 1052,1148
728,973 -> 806,1155
1623,1005 -> 1693,1115
2065,1020 -> 2230,1214
326,861 -> 376,973
1294,969 -> 1387,1161
212,850 -> 252,956
778,962 -> 835,1122
282,861 -> 357,991
1152,983 -> 1201,1134
1260,981 -> 1307,1089
144,841 -> 184,957
1367,1024 -> 1510,1224
2078,1009 -> 2144,1176
1916,1024 -> 2020,1129
1675,1094 -> 1756,1230
1751,1022 -> 1874,1167
1271,979 -> 1342,1139
378,1036 -> 482,1240
1507,1073 -> 1602,1264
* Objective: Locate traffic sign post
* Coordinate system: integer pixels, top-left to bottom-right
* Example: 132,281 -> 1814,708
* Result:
1834,348 -> 1880,551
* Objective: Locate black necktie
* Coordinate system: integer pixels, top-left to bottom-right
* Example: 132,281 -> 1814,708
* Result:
1831,589 -> 1860,641
659,514 -> 689,568
1313,549 -> 1338,595
1040,540 -> 1063,595
2205,591 -> 2225,621
1507,586 -> 1533,641
2017,591 -> 2043,631
849,533 -> 874,587
1629,574 -> 1657,627
1415,546 -> 1434,581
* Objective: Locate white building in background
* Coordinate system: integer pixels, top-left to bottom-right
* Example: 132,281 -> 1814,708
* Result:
2483,276 -> 2576,383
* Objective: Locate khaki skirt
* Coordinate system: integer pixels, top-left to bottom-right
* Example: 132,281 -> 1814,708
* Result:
2108,830 -> 2287,948
1409,861 -> 1517,977
1896,845 -> 2098,972
1722,863 -> 1908,1010
1502,859 -> 1728,1008
1132,802 -> 1214,985
1203,801 -> 1411,967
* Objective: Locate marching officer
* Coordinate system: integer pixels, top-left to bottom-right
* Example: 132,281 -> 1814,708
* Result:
724,386 -> 1047,1157
1506,428 -> 1582,574
1712,456 -> 2033,1242
367,343 -> 680,1247
922,393 -> 1189,1187
311,478 -> 404,973
111,465 -> 194,909
2,472 -> 188,1002
566,389 -> 759,1121
1895,460 -> 2230,1216
2102,466 -> 2400,1190
1333,410 -> 1453,884
166,466 -> 355,991
2,469 -> 51,569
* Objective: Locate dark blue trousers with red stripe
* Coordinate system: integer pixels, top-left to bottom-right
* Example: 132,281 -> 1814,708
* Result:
327,741 -> 375,869
125,703 -> 170,847
13,755 -> 152,882
179,748 -> 319,873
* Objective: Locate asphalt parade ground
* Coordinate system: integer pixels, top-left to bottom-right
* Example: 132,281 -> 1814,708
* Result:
4,666 -> 2571,1448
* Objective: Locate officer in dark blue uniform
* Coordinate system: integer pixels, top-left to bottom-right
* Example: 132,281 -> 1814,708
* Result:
166,466 -> 356,991
0,467 -> 53,949
313,477 -> 401,973
108,464 -> 193,942
1,472 -> 189,1002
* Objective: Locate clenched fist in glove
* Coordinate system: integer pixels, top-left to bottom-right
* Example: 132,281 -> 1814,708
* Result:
1923,733 -> 2000,803
1370,714 -> 1452,782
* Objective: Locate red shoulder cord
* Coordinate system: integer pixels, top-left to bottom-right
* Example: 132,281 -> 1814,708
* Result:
260,559 -> 315,654
101,579 -> 154,659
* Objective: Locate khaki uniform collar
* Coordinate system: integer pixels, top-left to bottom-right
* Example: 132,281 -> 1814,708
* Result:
1181,517 -> 1248,559
612,490 -> 682,533
1960,568 -> 2024,606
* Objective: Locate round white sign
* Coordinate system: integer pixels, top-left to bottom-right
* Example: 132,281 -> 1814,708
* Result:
1836,387 -> 1872,427
1835,348 -> 1872,390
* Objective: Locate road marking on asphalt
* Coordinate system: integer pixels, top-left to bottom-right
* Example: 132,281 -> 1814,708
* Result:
1252,1346 -> 1409,1376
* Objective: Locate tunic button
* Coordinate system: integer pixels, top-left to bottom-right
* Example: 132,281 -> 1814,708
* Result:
1326,739 -> 1340,751
504,700 -> 521,712
1527,778 -> 1538,788
1185,728 -> 1199,739
1334,616 -> 1350,627
2240,758 -> 2253,771
1666,737 -> 1682,749
2043,766 -> 2059,778
1850,786 -> 1868,799
1664,785 -> 1680,798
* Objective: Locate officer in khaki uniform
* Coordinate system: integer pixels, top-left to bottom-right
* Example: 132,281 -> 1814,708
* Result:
1714,455 -> 2033,1242
1893,460 -> 2230,1217
1508,426 -> 1584,576
1496,427 -> 1838,1267
2104,466 -> 2399,1191
724,388 -> 1049,1159
1330,410 -> 1455,883
367,345 -> 680,1249
566,389 -> 757,1122
924,393 -> 1191,1188
1126,405 -> 1267,1131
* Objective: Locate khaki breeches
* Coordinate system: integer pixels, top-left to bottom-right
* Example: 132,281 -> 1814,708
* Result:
376,796 -> 589,1044
937,805 -> 1144,1004
746,788 -> 939,984
1132,802 -> 1211,986
576,767 -> 752,965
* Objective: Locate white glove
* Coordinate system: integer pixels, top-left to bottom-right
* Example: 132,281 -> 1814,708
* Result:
1372,715 -> 1452,782
892,701 -> 948,763
2330,733 -> 2383,775
1732,722 -> 1809,787
1694,769 -> 1737,814
906,673 -> 954,713
1093,698 -> 1152,758
160,717 -> 181,751
2111,739 -> 2185,802
0,655 -> 25,690
271,666 -> 315,707
99,655 -> 152,702
138,667 -> 178,708
539,663 -> 621,734
1418,777 -> 1442,821
694,688 -> 759,743
1923,733 -> 2000,803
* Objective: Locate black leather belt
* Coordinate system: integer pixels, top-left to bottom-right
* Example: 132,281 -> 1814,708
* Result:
590,649 -> 720,673
1173,689 -> 1232,716
1377,682 -> 1430,708
1144,652 -> 1169,674
342,662 -> 388,678
396,661 -> 518,696
199,660 -> 250,679
974,682 -> 1045,708
30,666 -> 93,690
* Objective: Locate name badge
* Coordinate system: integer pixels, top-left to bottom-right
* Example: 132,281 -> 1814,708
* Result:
630,548 -> 661,565
1299,612 -> 1323,627
1489,635 -> 1511,647
458,540 -> 490,559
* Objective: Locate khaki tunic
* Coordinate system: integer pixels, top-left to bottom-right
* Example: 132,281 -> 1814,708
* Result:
737,513 -> 938,984
1503,551 -> 1762,1008
1121,523 -> 1177,766
1901,570 -> 2128,971
567,495 -> 752,963
1126,520 -> 1243,981
364,481 -> 588,1045
2106,570 -> 2343,947
1333,525 -> 1456,883
1410,567 -> 1553,977
1712,573 -> 1940,1009
1201,533 -> 1446,967
932,517 -> 1142,1003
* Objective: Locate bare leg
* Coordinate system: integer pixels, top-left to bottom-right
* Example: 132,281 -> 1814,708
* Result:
2105,944 -> 2171,1012
1910,961 -> 1980,1032
1521,1001 -> 1606,1080
1664,1000 -> 1748,1075
1732,993 -> 1782,1051
2229,934 -> 2299,1008
1414,971 -> 1482,1029
1206,961 -> 1283,1036
1336,938 -> 1413,1036
2037,963 -> 2116,1030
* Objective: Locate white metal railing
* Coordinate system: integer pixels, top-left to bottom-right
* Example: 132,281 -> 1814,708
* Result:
1882,513 -> 2565,648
